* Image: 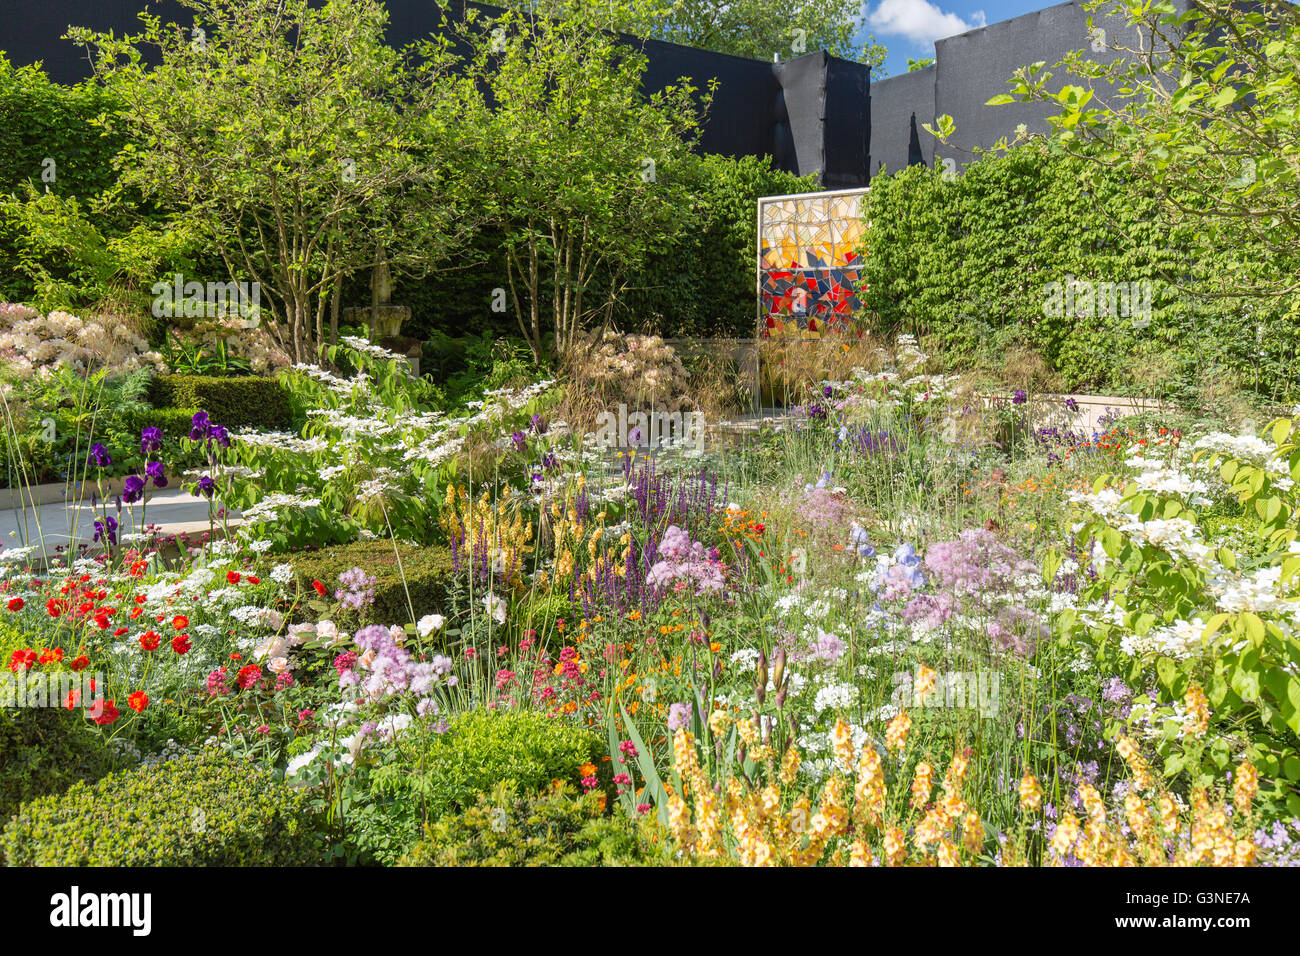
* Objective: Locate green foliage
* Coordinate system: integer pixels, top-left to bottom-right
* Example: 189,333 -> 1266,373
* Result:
0,706 -> 114,854
348,708 -> 604,864
860,144 -> 1300,402
620,154 -> 814,338
1059,414 -> 1300,816
0,365 -> 157,487
0,185 -> 200,315
398,781 -> 679,866
424,331 -> 539,405
0,53 -> 132,304
526,0 -> 869,65
291,539 -> 456,627
72,0 -> 483,364
149,374 -> 292,431
449,4 -> 707,360
1,751 -> 326,866
420,709 -> 604,813
997,0 -> 1300,305
121,405 -> 200,443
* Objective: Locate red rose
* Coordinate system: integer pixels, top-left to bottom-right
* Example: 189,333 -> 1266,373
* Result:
172,615 -> 189,630
127,691 -> 149,713
7,649 -> 36,672
139,630 -> 161,652
227,571 -> 241,584
6,597 -> 23,611
113,627 -> 128,637
246,575 -> 260,585
69,655 -> 90,672
172,634 -> 192,655
312,580 -> 326,597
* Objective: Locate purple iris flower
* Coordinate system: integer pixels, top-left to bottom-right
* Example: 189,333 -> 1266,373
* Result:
140,427 -> 163,455
209,424 -> 231,449
195,475 -> 216,499
511,430 -> 527,451
542,452 -> 560,472
88,443 -> 112,468
145,460 -> 167,488
529,414 -> 548,435
122,474 -> 146,504
93,515 -> 117,546
190,411 -> 212,441
1013,389 -> 1028,405
1065,397 -> 1080,413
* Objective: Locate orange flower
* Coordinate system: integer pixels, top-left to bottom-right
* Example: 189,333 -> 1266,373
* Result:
127,691 -> 149,713
578,762 -> 598,778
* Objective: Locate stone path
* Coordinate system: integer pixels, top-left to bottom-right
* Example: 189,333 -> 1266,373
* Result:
0,486 -> 240,567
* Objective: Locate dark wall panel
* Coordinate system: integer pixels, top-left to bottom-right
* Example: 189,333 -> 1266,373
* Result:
640,36 -> 778,165
867,64 -> 935,178
821,54 -> 870,189
775,51 -> 828,181
933,0 -> 1191,171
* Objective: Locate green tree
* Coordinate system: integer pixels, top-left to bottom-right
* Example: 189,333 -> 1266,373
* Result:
68,0 -> 480,363
525,0 -> 881,66
448,5 -> 708,362
988,0 -> 1300,304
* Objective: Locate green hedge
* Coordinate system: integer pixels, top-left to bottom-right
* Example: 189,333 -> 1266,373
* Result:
1,751 -> 325,866
861,144 -> 1300,404
619,154 -> 815,339
0,707 -> 113,859
291,539 -> 456,626
399,782 -> 678,866
349,708 -> 605,864
0,54 -> 131,304
122,405 -> 200,441
149,374 -> 292,430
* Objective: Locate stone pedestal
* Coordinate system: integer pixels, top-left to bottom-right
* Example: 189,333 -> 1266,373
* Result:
341,304 -> 412,339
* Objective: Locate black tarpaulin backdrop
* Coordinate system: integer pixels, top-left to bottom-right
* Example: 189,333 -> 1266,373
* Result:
1,0 -> 869,185
0,0 -> 1201,185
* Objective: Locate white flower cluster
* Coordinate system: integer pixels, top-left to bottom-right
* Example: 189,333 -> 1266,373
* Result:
0,305 -> 164,375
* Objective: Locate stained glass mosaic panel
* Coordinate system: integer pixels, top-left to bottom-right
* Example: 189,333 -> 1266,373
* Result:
758,188 -> 868,338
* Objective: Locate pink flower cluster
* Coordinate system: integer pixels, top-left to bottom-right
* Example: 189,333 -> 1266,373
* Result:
646,525 -> 726,594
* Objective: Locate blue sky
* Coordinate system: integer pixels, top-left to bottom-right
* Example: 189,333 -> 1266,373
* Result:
853,0 -> 1065,76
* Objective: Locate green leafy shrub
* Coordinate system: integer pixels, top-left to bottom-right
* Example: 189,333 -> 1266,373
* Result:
620,154 -> 816,339
0,54 -> 133,305
291,539 -> 455,626
1,751 -> 326,866
348,708 -> 604,864
399,782 -> 679,866
122,405 -> 201,442
861,144 -> 1300,404
0,707 -> 114,856
148,374 -> 292,430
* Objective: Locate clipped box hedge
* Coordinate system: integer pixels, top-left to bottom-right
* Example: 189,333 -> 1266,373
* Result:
291,539 -> 456,627
149,374 -> 292,430
1,751 -> 326,866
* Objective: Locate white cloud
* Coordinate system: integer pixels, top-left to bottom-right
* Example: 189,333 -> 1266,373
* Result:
866,0 -> 987,45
